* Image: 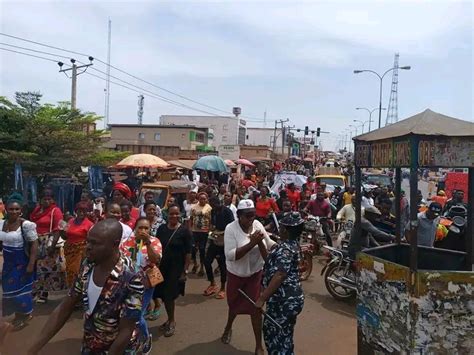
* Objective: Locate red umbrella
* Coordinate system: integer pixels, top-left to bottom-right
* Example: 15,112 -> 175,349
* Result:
235,158 -> 255,167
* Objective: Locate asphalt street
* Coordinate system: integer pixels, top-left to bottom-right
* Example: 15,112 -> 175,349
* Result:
2,258 -> 356,355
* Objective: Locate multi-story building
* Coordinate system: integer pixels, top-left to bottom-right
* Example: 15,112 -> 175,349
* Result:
104,124 -> 214,159
245,127 -> 285,152
160,115 -> 245,148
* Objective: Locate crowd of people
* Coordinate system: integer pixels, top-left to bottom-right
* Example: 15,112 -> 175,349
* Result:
0,161 -> 468,354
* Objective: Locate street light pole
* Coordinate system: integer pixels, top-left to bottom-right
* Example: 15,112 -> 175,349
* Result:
349,124 -> 358,137
356,107 -> 387,132
353,119 -> 366,134
354,65 -> 411,129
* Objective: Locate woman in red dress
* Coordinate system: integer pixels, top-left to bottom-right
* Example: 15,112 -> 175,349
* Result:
29,189 -> 65,303
63,202 -> 94,287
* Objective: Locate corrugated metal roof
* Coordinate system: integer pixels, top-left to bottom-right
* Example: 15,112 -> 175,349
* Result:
354,109 -> 474,142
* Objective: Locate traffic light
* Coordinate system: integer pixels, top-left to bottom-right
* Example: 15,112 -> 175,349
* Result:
304,126 -> 309,135
316,127 -> 321,137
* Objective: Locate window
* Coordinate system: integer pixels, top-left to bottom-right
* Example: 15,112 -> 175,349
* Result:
154,133 -> 161,141
138,132 -> 145,140
195,132 -> 205,143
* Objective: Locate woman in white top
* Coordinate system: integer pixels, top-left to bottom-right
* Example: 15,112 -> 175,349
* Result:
0,194 -> 39,331
222,199 -> 275,355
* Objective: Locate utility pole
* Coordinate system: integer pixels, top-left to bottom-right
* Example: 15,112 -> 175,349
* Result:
58,57 -> 94,110
272,118 -> 289,159
105,18 -> 112,128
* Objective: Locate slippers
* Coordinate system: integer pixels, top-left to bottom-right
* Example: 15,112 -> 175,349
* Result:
158,321 -> 169,331
215,290 -> 226,299
203,285 -> 218,296
11,315 -> 32,332
146,309 -> 160,321
221,329 -> 232,344
164,324 -> 175,337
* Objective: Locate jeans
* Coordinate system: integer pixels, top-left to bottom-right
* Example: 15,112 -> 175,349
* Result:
204,242 -> 227,284
192,232 -> 208,265
322,222 -> 333,247
139,287 -> 154,340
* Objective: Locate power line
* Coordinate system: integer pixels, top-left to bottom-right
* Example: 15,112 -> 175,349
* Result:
0,46 -> 233,116
84,71 -> 223,116
0,32 -> 269,121
0,47 -> 63,63
0,42 -> 73,60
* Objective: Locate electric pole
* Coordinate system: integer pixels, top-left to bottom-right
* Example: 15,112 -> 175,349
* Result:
58,57 -> 94,110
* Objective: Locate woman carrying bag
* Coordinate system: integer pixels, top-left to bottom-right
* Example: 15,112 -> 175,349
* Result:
154,204 -> 193,337
120,217 -> 162,354
0,193 -> 39,330
30,189 -> 65,303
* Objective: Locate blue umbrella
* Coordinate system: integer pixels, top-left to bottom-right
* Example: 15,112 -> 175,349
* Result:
193,155 -> 228,172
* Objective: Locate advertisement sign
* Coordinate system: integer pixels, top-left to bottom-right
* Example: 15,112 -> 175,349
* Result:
218,145 -> 240,161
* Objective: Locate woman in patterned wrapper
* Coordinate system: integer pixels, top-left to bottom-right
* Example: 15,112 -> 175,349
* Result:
255,212 -> 305,355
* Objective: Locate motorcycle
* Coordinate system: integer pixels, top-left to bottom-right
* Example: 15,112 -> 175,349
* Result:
303,215 -> 329,255
321,245 -> 357,301
334,220 -> 353,250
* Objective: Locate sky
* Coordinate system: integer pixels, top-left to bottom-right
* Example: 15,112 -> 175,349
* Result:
1,0 -> 472,151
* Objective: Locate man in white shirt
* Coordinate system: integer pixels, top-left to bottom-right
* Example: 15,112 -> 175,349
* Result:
222,199 -> 275,355
336,195 -> 363,223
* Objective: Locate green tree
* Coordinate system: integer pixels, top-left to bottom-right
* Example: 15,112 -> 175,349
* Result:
15,91 -> 42,117
0,91 -> 127,195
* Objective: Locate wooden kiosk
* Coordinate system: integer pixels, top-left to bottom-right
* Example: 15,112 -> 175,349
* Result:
352,109 -> 474,354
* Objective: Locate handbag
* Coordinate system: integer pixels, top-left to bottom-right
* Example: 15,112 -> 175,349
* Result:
144,265 -> 164,288
45,208 -> 65,248
20,220 -> 31,258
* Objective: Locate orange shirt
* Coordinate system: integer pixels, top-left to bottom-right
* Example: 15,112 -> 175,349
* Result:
430,195 -> 447,208
255,197 -> 279,218
286,189 -> 301,210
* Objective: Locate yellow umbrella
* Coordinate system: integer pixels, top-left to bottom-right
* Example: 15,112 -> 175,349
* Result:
116,154 -> 169,169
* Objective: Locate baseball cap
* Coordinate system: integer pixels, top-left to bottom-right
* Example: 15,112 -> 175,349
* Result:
428,202 -> 442,216
237,199 -> 255,211
280,212 -> 305,227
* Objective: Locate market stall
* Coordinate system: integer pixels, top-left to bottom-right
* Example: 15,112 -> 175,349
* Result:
352,109 -> 474,354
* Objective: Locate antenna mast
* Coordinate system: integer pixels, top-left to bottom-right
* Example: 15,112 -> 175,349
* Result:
137,94 -> 144,125
104,18 -> 112,128
386,53 -> 399,126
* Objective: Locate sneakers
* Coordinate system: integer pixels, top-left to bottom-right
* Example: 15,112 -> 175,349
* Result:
143,334 -> 152,355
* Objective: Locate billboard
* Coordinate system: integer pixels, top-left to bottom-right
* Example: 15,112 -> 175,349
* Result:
218,145 -> 240,161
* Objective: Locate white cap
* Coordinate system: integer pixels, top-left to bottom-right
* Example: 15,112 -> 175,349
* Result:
237,199 -> 255,210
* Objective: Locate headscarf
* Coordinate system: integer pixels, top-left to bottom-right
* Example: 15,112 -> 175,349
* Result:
7,192 -> 24,205
113,182 -> 132,199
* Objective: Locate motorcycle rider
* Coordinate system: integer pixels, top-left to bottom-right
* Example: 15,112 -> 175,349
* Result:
443,190 -> 467,214
347,205 -> 395,259
336,195 -> 359,223
303,188 -> 333,247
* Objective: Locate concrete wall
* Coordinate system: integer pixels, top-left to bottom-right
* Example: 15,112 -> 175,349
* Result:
239,145 -> 272,159
160,115 -> 245,147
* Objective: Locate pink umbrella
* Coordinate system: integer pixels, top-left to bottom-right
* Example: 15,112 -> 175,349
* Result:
225,159 -> 236,167
235,158 -> 255,167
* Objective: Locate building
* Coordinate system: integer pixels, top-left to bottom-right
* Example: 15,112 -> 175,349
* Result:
104,124 -> 214,160
160,115 -> 245,148
245,127 -> 285,152
239,145 -> 273,160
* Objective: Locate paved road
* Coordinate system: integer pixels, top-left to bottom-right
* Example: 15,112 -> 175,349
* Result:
2,258 -> 356,355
